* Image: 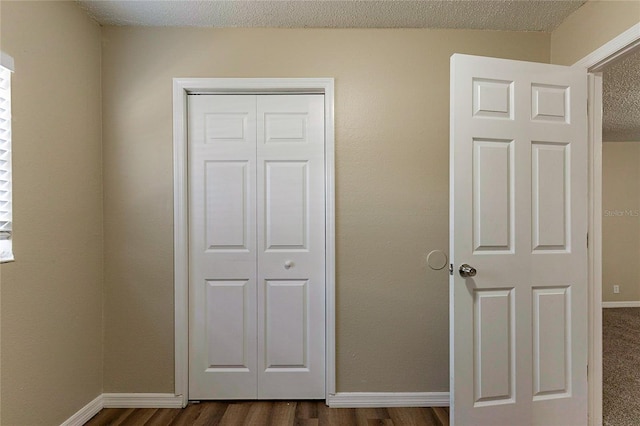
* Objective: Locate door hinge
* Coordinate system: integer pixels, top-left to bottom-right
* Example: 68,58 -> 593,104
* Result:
587,232 -> 589,248
449,264 -> 454,275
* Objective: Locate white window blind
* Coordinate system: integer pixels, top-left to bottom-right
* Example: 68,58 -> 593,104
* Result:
0,65 -> 13,262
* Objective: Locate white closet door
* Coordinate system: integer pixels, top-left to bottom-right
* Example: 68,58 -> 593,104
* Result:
188,95 -> 258,399
256,95 -> 326,399
189,94 -> 326,400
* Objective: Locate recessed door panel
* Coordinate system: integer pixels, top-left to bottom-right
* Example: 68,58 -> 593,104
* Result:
264,280 -> 308,369
205,161 -> 249,251
474,289 -> 515,406
531,84 -> 569,123
265,113 -> 308,143
532,142 -> 570,252
533,287 -> 571,400
473,139 -> 514,253
265,161 -> 308,250
473,78 -> 514,119
205,113 -> 248,142
206,280 -> 251,370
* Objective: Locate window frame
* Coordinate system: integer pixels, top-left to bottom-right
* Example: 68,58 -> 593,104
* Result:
0,52 -> 15,263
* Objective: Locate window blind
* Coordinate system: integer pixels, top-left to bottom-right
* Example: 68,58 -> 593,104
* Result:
0,65 -> 13,262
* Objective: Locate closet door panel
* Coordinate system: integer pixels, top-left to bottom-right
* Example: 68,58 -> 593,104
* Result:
257,95 -> 326,399
188,95 -> 258,399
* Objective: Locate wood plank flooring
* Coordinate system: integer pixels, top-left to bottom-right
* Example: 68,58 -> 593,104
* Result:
85,401 -> 449,426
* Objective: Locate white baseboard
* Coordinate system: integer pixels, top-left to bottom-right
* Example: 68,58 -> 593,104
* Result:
61,393 -> 183,425
327,392 -> 450,408
102,393 -> 184,408
60,395 -> 103,426
602,301 -> 640,308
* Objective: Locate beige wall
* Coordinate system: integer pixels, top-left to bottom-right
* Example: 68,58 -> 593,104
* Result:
0,1 -> 103,425
602,142 -> 640,302
551,0 -> 640,65
101,27 -> 549,392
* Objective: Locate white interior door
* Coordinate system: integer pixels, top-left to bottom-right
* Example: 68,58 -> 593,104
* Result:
256,95 -> 326,398
189,95 -> 258,399
450,54 -> 587,425
188,94 -> 325,400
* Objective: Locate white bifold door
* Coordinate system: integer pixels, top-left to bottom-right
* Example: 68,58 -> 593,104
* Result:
450,54 -> 588,425
188,94 -> 326,400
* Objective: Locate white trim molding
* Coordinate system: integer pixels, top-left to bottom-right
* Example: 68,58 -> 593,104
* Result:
587,72 -> 604,426
327,392 -> 450,408
61,393 -> 183,425
576,20 -> 640,426
102,393 -> 183,408
574,23 -> 640,72
602,301 -> 640,309
0,51 -> 14,72
60,395 -> 103,426
173,78 -> 336,406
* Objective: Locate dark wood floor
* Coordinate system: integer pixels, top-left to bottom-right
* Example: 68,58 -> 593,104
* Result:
85,401 -> 449,426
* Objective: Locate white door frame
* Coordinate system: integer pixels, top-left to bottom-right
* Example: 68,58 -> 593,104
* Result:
172,78 -> 336,407
574,23 -> 640,426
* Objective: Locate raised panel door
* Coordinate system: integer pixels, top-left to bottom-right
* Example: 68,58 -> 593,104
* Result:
450,54 -> 587,425
257,95 -> 325,399
189,95 -> 258,399
189,94 -> 325,400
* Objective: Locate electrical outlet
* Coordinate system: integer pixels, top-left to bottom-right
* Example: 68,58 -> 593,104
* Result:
613,285 -> 620,294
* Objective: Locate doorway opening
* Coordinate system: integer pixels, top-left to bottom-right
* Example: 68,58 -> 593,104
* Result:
597,46 -> 640,425
575,22 -> 640,426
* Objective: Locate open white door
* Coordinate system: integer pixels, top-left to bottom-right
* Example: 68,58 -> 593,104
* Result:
450,54 -> 588,425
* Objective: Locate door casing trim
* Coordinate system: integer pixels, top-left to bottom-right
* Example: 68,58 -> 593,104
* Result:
575,22 -> 640,426
172,78 -> 336,407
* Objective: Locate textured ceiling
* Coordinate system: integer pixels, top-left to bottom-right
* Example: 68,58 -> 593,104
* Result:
77,0 -> 586,31
603,50 -> 640,142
